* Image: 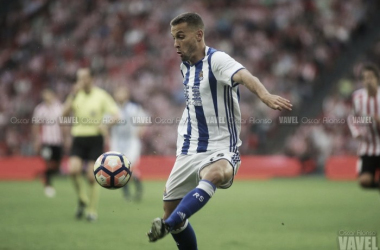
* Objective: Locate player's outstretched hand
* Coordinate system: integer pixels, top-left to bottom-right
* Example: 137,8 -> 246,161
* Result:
262,94 -> 292,111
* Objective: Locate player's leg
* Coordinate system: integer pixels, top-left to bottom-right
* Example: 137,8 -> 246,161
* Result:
148,154 -> 199,248
164,200 -> 197,250
357,156 -> 378,189
163,159 -> 231,229
44,159 -> 60,197
150,159 -> 231,249
43,146 -> 62,197
40,145 -> 55,197
358,173 -> 377,188
163,150 -> 240,232
124,149 -> 143,201
85,135 -> 104,221
133,175 -> 143,201
122,180 -> 131,200
69,155 -> 88,218
86,160 -> 99,221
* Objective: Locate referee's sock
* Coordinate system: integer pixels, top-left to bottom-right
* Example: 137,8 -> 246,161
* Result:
44,169 -> 53,186
171,220 -> 197,250
164,180 -> 216,230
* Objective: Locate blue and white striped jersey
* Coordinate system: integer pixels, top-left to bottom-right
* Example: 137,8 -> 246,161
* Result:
176,46 -> 245,156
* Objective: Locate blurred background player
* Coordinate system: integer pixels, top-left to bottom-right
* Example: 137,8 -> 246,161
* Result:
348,64 -> 380,191
32,88 -> 64,197
110,86 -> 147,201
62,68 -> 119,222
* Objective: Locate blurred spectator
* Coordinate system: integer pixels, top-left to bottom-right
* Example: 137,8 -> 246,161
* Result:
0,0 -> 372,156
286,38 -> 380,171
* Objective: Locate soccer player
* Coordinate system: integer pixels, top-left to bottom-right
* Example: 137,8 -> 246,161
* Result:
32,88 -> 64,197
110,86 -> 146,201
147,13 -> 292,249
62,68 -> 119,221
348,64 -> 380,190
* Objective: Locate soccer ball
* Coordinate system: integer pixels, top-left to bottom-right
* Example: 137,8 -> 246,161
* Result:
93,151 -> 132,189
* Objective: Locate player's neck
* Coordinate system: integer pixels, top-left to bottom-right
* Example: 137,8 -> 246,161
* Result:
188,44 -> 206,65
367,87 -> 377,97
84,85 -> 93,94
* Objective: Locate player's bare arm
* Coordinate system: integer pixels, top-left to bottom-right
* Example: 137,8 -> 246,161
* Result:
233,69 -> 292,111
31,123 -> 41,153
62,82 -> 82,116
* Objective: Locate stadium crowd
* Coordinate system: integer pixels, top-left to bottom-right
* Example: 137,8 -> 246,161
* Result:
0,0 -> 371,156
285,38 -> 380,171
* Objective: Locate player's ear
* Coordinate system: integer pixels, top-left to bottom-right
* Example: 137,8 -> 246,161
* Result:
196,29 -> 203,42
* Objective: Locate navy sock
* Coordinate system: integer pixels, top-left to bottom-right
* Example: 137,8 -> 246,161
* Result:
165,180 -> 216,229
171,220 -> 197,250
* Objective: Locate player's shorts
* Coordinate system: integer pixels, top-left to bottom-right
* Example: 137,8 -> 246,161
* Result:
357,155 -> 380,176
163,149 -> 241,201
70,135 -> 103,161
41,144 -> 62,161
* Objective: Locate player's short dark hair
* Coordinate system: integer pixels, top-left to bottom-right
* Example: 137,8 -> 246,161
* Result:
170,12 -> 204,31
361,63 -> 380,80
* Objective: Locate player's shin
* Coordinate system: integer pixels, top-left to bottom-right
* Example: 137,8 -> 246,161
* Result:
88,182 -> 99,215
164,180 -> 216,230
71,174 -> 88,204
171,220 -> 198,250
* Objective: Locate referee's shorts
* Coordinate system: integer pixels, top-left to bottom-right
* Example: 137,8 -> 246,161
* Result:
70,135 -> 103,161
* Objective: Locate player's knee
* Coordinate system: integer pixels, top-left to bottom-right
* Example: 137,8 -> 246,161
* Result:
86,161 -> 96,183
203,168 -> 229,187
358,175 -> 373,188
69,165 -> 81,175
69,157 -> 82,175
87,173 -> 96,183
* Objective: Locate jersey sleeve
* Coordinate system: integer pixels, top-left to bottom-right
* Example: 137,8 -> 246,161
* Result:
32,105 -> 41,119
211,51 -> 245,87
102,92 -> 119,115
347,93 -> 360,138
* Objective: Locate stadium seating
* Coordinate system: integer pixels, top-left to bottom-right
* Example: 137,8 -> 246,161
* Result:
0,0 -> 370,156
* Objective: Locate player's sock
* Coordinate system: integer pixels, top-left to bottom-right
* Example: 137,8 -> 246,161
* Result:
134,176 -> 143,201
165,180 -> 216,230
88,182 -> 100,214
372,180 -> 380,188
123,183 -> 130,199
44,169 -> 53,186
171,220 -> 197,250
72,174 -> 88,204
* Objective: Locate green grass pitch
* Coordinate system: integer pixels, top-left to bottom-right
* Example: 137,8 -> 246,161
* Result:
0,177 -> 378,250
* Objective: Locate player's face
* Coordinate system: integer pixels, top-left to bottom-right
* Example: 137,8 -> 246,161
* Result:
171,23 -> 199,62
42,90 -> 54,103
77,69 -> 92,90
362,70 -> 379,90
114,88 -> 129,103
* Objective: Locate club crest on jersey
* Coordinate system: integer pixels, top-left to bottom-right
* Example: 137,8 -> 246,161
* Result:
199,71 -> 203,81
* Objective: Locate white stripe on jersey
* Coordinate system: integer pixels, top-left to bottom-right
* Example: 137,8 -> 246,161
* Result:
348,88 -> 380,156
176,46 -> 244,155
33,101 -> 63,145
